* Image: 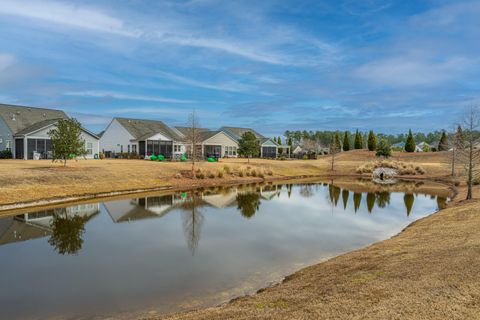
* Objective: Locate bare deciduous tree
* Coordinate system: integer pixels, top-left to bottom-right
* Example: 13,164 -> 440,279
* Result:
451,124 -> 464,176
330,134 -> 341,171
458,106 -> 480,200
184,110 -> 202,174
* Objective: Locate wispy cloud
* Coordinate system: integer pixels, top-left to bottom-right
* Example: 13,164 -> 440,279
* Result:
64,90 -> 195,104
0,0 -> 138,37
0,53 -> 15,71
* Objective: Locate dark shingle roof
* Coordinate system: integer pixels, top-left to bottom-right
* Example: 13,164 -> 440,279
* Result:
219,126 -> 265,141
174,126 -> 211,137
115,117 -> 183,141
198,130 -> 220,142
0,104 -> 68,135
15,118 -> 61,136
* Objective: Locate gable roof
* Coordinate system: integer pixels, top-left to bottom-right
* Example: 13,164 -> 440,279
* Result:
174,126 -> 211,137
219,126 -> 266,141
115,117 -> 183,141
0,103 -> 68,135
14,118 -> 62,136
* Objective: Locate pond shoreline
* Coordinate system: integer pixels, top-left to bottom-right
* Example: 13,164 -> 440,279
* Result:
151,185 -> 480,320
0,172 -> 455,215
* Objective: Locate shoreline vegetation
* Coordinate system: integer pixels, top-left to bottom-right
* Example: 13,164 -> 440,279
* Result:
0,150 -> 454,213
2,149 -> 479,319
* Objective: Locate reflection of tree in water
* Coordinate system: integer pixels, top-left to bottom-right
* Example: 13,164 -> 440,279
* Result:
366,193 -> 375,213
48,209 -> 88,255
287,184 -> 293,198
404,193 -> 414,216
181,193 -> 205,255
342,189 -> 349,210
353,192 -> 362,212
437,196 -> 447,210
329,185 -> 341,206
376,191 -> 391,208
236,193 -> 261,219
299,184 -> 314,198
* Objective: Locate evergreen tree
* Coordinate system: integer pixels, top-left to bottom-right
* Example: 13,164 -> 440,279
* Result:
366,193 -> 375,213
376,139 -> 392,158
354,129 -> 363,149
438,131 -> 449,151
277,136 -> 282,145
238,132 -> 260,162
353,192 -> 362,213
342,189 -> 349,210
273,137 -> 277,144
343,131 -> 351,151
367,130 -> 377,151
405,129 -> 416,152
48,118 -> 87,166
335,132 -> 342,151
288,137 -> 293,147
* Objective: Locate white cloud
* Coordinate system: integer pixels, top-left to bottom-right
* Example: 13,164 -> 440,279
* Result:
0,53 -> 15,71
64,90 -> 195,104
157,71 -> 253,93
0,0 -> 138,37
352,56 -> 470,87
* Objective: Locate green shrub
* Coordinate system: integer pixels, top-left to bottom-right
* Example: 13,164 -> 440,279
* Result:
150,155 -> 157,161
0,150 -> 13,159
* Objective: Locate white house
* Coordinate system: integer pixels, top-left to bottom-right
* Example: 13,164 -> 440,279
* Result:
100,117 -> 186,159
0,104 -> 99,159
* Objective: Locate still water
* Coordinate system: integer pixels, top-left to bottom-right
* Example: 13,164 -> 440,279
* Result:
0,180 -> 449,319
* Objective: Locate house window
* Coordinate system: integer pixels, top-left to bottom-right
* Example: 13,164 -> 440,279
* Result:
86,142 -> 93,155
132,144 -> 137,153
174,145 -> 181,152
225,146 -> 237,156
5,140 -> 11,151
128,145 -> 131,153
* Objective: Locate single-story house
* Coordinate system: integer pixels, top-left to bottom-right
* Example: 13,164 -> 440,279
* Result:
0,103 -> 99,160
220,126 -> 290,158
100,117 -> 186,159
392,141 -> 423,152
173,126 -> 239,159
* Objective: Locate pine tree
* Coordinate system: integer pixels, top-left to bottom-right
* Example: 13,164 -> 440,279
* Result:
376,139 -> 391,158
367,130 -> 377,151
273,137 -> 277,144
288,137 -> 293,147
238,132 -> 260,163
405,129 -> 416,152
343,131 -> 350,151
354,129 -> 363,149
277,136 -> 282,145
438,131 -> 449,151
335,132 -> 342,151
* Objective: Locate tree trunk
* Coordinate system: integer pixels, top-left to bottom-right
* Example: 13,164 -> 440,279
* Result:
451,147 -> 456,176
467,142 -> 473,200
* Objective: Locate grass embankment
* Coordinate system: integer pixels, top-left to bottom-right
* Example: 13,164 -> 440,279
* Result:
0,150 -> 452,208
150,191 -> 480,320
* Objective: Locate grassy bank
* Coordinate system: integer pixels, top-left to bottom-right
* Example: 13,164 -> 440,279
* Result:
151,192 -> 480,320
0,150 -> 453,208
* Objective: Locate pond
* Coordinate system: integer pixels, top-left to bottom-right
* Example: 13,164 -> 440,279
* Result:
0,179 -> 450,319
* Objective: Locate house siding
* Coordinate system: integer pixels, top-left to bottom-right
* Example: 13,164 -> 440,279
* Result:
0,116 -> 14,156
203,132 -> 238,157
99,119 -> 137,155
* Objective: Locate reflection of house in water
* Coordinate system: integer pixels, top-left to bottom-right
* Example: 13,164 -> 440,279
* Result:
0,203 -> 100,246
201,188 -> 238,208
259,184 -> 281,200
105,194 -> 189,223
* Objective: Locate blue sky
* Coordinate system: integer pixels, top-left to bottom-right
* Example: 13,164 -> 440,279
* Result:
0,0 -> 478,135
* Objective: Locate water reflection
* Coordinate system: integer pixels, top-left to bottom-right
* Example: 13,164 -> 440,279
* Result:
0,179 -> 452,320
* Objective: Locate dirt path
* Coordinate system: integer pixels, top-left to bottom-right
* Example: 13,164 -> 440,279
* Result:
151,193 -> 480,320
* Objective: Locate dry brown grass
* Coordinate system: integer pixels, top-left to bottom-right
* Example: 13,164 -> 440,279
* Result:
0,150 -> 453,206
356,159 -> 426,175
154,196 -> 480,320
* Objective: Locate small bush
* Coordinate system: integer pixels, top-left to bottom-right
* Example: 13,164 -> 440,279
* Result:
174,173 -> 182,179
303,154 -> 308,160
251,169 -> 257,177
0,150 -> 13,159
207,171 -> 216,179
266,169 -> 273,176
238,168 -> 245,177
223,165 -> 232,174
217,170 -> 224,178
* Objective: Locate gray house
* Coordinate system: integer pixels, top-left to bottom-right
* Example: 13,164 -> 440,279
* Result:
0,103 -> 99,159
220,126 -> 290,158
